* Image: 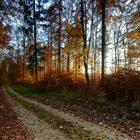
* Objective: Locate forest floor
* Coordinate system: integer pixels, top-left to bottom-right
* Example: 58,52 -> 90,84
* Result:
10,85 -> 140,140
0,87 -> 33,140
2,87 -> 71,140
2,86 -> 137,140
26,94 -> 140,140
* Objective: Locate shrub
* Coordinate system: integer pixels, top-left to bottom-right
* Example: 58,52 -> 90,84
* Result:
132,101 -> 140,112
37,70 -> 89,94
98,69 -> 140,102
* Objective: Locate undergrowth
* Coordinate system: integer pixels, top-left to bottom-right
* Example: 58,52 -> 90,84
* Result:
12,68 -> 140,113
98,69 -> 140,105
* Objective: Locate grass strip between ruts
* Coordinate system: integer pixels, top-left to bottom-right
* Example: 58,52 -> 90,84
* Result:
5,87 -> 103,140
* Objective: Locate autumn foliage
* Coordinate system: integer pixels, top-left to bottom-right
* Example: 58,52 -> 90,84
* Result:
0,0 -> 140,108
34,68 -> 140,106
99,69 -> 140,102
37,70 -> 90,94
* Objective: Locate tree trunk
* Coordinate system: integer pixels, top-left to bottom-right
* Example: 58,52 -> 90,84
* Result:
22,34 -> 26,83
33,0 -> 38,83
58,0 -> 62,70
101,0 -> 106,82
94,23 -> 98,81
80,0 -> 90,85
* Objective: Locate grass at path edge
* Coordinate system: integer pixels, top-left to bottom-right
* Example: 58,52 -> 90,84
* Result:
5,87 -> 103,140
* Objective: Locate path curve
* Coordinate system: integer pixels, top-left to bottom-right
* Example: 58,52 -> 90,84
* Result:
5,87 -> 133,140
3,87 -> 71,140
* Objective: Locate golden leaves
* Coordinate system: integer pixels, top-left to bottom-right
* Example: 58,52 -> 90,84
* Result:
127,52 -> 140,58
65,23 -> 71,33
132,11 -> 140,20
63,45 -> 71,53
125,28 -> 140,40
96,0 -> 120,14
0,44 -> 4,49
106,14 -> 122,23
83,47 -> 89,56
65,22 -> 83,38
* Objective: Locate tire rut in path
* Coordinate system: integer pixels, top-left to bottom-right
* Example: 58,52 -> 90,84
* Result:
0,88 -> 33,140
6,87 -> 134,140
3,87 -> 71,140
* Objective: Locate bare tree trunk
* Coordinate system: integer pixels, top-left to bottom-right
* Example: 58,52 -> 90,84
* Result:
94,24 -> 98,81
16,49 -> 20,82
124,17 -> 131,70
58,0 -> 62,70
22,34 -> 26,83
67,53 -> 70,72
88,1 -> 94,80
101,0 -> 106,82
80,0 -> 90,85
33,0 -> 38,83
122,38 -> 127,72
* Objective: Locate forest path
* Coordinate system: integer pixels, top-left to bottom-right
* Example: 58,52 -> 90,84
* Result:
3,87 -> 71,140
0,87 -> 33,140
4,87 -> 133,140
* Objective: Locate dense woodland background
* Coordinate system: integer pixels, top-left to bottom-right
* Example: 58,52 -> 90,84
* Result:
0,0 -> 140,106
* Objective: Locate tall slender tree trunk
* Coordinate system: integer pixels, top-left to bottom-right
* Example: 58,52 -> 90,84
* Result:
50,26 -> 53,71
122,38 -> 127,72
33,0 -> 38,83
16,49 -> 19,83
22,37 -> 25,83
114,24 -> 121,74
101,0 -> 106,81
58,0 -> 62,70
88,1 -> 94,80
114,31 -> 117,74
94,24 -> 98,81
67,53 -> 70,72
67,39 -> 70,72
124,17 -> 131,70
80,0 -> 90,85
